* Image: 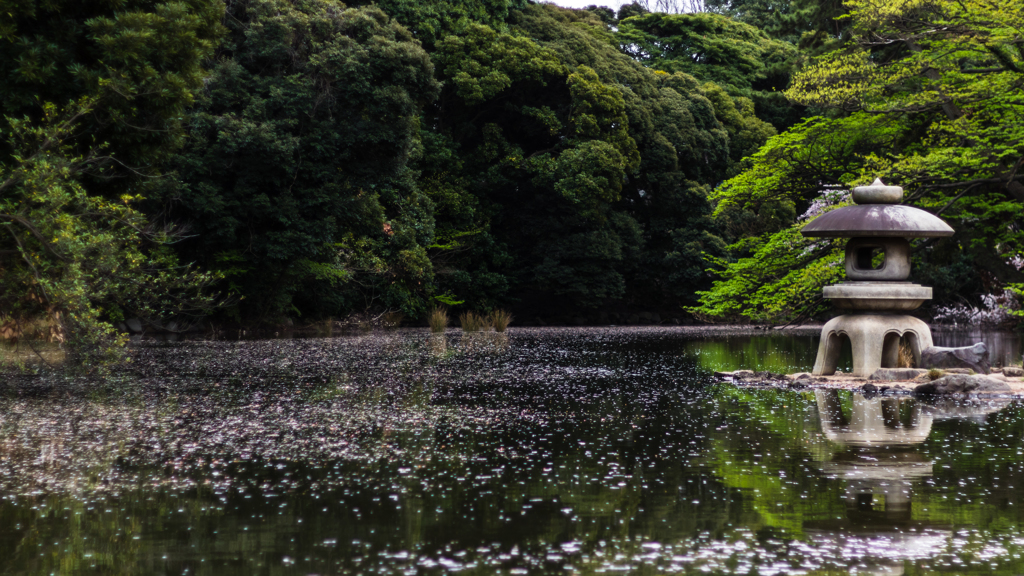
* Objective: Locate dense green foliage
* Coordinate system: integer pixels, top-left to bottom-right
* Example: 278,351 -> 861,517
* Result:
0,0 -> 224,183
616,11 -> 800,130
706,0 -> 849,49
435,4 -> 741,312
1,103 -> 221,366
166,0 -> 440,321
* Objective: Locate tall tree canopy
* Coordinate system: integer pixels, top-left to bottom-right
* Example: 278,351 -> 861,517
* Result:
168,0 -> 441,321
696,0 -> 849,50
617,12 -> 796,95
0,0 -> 225,183
418,3 -> 748,313
616,12 -> 800,131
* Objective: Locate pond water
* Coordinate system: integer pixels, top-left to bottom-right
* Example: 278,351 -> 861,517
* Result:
1,327 -> 1024,575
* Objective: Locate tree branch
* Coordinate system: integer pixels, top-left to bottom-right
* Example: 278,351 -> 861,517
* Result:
936,182 -> 982,215
0,214 -> 68,262
7,227 -> 52,305
961,67 -> 1007,74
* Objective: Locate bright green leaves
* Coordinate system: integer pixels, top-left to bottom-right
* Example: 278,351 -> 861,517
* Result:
789,0 -> 1024,123
698,0 -> 1024,323
435,23 -> 563,104
695,111 -> 906,321
692,226 -> 846,323
711,113 -> 899,218
567,66 -> 640,172
785,50 -> 887,111
787,0 -> 1024,268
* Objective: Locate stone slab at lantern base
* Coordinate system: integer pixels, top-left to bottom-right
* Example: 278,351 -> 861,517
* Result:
812,314 -> 934,377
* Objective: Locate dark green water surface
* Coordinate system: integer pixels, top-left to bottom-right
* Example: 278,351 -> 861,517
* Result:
1,327 -> 1023,575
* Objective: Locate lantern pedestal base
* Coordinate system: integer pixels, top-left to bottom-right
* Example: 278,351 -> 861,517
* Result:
812,314 -> 934,377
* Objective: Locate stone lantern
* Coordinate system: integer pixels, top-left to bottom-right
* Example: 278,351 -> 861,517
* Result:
802,179 -> 954,376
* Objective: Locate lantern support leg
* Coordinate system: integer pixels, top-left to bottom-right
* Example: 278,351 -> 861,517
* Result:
812,314 -> 934,377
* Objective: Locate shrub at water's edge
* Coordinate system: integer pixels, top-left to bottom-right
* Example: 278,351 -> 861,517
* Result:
1,102 -> 224,371
0,0 -> 226,370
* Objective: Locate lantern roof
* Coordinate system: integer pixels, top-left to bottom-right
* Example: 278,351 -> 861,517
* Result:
801,179 -> 954,238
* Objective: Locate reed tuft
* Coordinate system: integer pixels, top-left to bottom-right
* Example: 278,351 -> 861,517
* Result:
459,312 -> 488,332
490,309 -> 513,332
427,308 -> 448,333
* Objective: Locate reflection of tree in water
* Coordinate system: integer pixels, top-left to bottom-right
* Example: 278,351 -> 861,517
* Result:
682,333 -> 838,374
5,333 -> 1024,575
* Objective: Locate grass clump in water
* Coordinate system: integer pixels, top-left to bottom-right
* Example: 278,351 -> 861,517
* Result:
427,308 -> 448,333
459,312 -> 488,332
490,309 -> 513,332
